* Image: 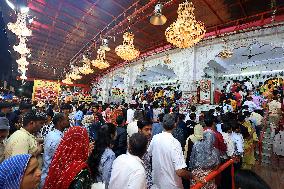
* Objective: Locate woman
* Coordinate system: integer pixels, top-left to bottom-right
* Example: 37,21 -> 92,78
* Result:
185,124 -> 204,165
0,154 -> 41,189
239,115 -> 258,170
190,131 -> 220,189
88,123 -> 116,188
43,127 -> 91,189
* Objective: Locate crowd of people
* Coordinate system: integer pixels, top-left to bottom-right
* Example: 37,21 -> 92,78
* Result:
0,77 -> 282,189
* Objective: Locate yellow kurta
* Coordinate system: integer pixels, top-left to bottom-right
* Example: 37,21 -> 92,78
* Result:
242,121 -> 258,169
4,128 -> 38,159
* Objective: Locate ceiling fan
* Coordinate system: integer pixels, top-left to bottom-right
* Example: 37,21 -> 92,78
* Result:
241,46 -> 265,60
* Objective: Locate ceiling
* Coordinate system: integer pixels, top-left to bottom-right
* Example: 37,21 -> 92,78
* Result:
1,0 -> 284,83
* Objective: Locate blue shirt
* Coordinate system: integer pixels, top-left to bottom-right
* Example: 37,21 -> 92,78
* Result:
152,122 -> 163,136
40,129 -> 63,188
96,148 -> 116,187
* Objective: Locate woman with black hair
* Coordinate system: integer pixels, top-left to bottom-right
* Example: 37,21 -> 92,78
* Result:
88,123 -> 117,188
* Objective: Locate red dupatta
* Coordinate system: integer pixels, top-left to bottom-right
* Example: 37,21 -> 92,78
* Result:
43,127 -> 89,189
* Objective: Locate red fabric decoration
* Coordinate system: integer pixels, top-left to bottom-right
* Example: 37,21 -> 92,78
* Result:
43,127 -> 89,189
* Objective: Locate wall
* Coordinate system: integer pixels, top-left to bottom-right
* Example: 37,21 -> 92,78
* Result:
95,25 -> 284,103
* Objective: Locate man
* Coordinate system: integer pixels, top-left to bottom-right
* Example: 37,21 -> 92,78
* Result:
4,110 -> 46,159
113,115 -> 127,157
204,115 -> 227,155
0,102 -> 15,134
40,113 -> 70,188
109,133 -> 148,189
138,119 -> 153,189
0,117 -> 10,163
148,114 -> 194,189
60,103 -> 73,117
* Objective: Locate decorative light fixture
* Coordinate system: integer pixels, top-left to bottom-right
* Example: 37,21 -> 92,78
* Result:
79,55 -> 94,74
20,74 -> 27,80
165,1 -> 206,48
7,12 -> 32,37
16,56 -> 30,66
217,39 -> 233,59
69,69 -> 82,80
100,38 -> 111,51
217,49 -> 233,59
13,37 -> 30,55
115,32 -> 140,61
8,9 -> 32,80
150,3 -> 167,25
164,54 -> 172,64
92,48 -> 110,69
62,77 -> 73,85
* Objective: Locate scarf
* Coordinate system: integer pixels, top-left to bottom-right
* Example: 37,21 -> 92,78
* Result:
43,127 -> 89,189
184,124 -> 204,160
0,154 -> 31,189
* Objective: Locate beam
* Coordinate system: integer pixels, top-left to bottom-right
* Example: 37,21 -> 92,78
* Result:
30,0 -> 101,32
201,0 -> 224,23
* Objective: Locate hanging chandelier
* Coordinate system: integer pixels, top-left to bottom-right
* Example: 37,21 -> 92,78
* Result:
16,56 -> 30,66
217,39 -> 233,59
7,12 -> 32,37
62,77 -> 73,85
115,32 -> 140,61
165,1 -> 206,48
92,48 -> 110,69
18,65 -> 28,73
79,55 -> 94,75
217,49 -> 233,59
13,37 -> 30,55
69,72 -> 82,80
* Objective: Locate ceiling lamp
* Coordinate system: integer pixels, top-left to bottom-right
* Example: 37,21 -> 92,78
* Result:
92,48 -> 110,69
20,74 -> 27,80
13,37 -> 30,55
115,32 -> 140,61
62,77 -> 73,85
69,70 -> 82,80
150,3 -> 167,25
16,56 -> 29,66
79,55 -> 94,75
18,65 -> 28,73
100,38 -> 111,51
217,49 -> 233,59
7,12 -> 32,37
165,1 -> 206,48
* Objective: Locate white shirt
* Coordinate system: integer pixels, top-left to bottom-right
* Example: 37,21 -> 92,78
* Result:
127,109 -> 135,123
148,132 -> 186,189
221,132 -> 235,157
109,153 -> 146,189
230,132 -> 244,155
243,101 -> 258,112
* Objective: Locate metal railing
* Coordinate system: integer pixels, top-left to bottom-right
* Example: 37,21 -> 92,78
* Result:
190,159 -> 235,189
